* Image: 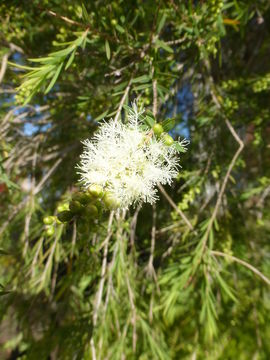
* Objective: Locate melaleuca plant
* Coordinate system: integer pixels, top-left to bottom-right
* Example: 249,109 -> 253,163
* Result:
1,1 -> 270,359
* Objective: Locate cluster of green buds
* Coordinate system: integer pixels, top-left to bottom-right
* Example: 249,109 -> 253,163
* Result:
43,185 -> 120,236
15,83 -> 34,105
209,0 -> 223,16
252,73 -> 270,93
152,122 -> 174,146
43,215 -> 58,236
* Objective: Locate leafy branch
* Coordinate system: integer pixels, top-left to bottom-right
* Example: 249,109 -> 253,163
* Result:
9,29 -> 89,104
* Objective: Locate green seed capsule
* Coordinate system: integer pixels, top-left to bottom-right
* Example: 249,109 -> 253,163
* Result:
103,192 -> 120,210
85,204 -> 99,217
57,203 -> 69,212
69,200 -> 83,214
57,210 -> 73,223
72,192 -> 88,204
80,192 -> 93,204
88,184 -> 103,198
163,134 -> 174,146
153,123 -> 164,137
111,19 -> 117,26
46,226 -> 55,236
43,216 -> 55,225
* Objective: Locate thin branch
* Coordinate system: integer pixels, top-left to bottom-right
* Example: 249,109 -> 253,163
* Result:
90,338 -> 97,360
33,158 -> 62,195
90,211 -> 114,360
71,220 -> 77,257
152,78 -> 158,117
211,250 -> 270,286
201,125 -> 243,254
38,7 -> 86,28
158,184 -> 194,231
23,144 -> 38,256
200,59 -> 244,254
130,204 -> 141,248
165,36 -> 186,45
147,204 -> 156,275
92,211 -> 114,326
0,53 -> 9,84
104,241 -> 119,314
125,274 -> 137,353
114,78 -> 132,121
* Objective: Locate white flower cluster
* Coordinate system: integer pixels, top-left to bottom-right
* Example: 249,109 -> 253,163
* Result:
77,104 -> 187,209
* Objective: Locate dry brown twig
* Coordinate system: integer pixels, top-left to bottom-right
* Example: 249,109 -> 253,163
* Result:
146,204 -> 158,283
90,211 -> 114,360
130,204 -> 141,248
22,144 -> 39,256
125,274 -> 137,352
200,59 -> 244,255
211,250 -> 270,286
158,184 -> 194,231
114,78 -> 133,121
0,53 -> 9,84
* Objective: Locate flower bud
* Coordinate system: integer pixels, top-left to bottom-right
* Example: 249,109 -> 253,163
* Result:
103,192 -> 120,210
46,226 -> 55,236
57,210 -> 73,223
162,134 -> 174,146
57,203 -> 69,212
43,216 -> 55,225
69,200 -> 83,214
88,184 -> 103,198
153,123 -> 164,137
85,204 -> 99,217
72,192 -> 90,205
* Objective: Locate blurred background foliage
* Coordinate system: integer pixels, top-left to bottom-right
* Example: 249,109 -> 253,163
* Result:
0,0 -> 270,359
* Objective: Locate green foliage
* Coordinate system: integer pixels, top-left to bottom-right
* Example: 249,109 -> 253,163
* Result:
1,0 -> 270,359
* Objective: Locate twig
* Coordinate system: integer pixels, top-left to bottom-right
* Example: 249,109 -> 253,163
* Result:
125,274 -> 137,352
23,144 -> 38,256
114,78 -> 132,121
156,221 -> 182,235
38,7 -> 86,28
71,220 -> 77,257
130,205 -> 141,248
38,236 -> 57,287
30,237 -> 44,278
0,53 -> 9,84
33,158 -> 62,195
152,78 -> 158,117
201,123 -> 243,254
90,211 -> 114,360
199,59 -> 244,254
104,242 -> 118,314
145,205 -> 160,295
211,250 -> 270,286
90,338 -> 97,360
92,211 -> 114,325
165,36 -> 186,45
158,184 -> 194,231
147,204 -> 156,276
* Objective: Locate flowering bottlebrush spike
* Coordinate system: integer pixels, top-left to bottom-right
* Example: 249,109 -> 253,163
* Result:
77,103 -> 188,209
